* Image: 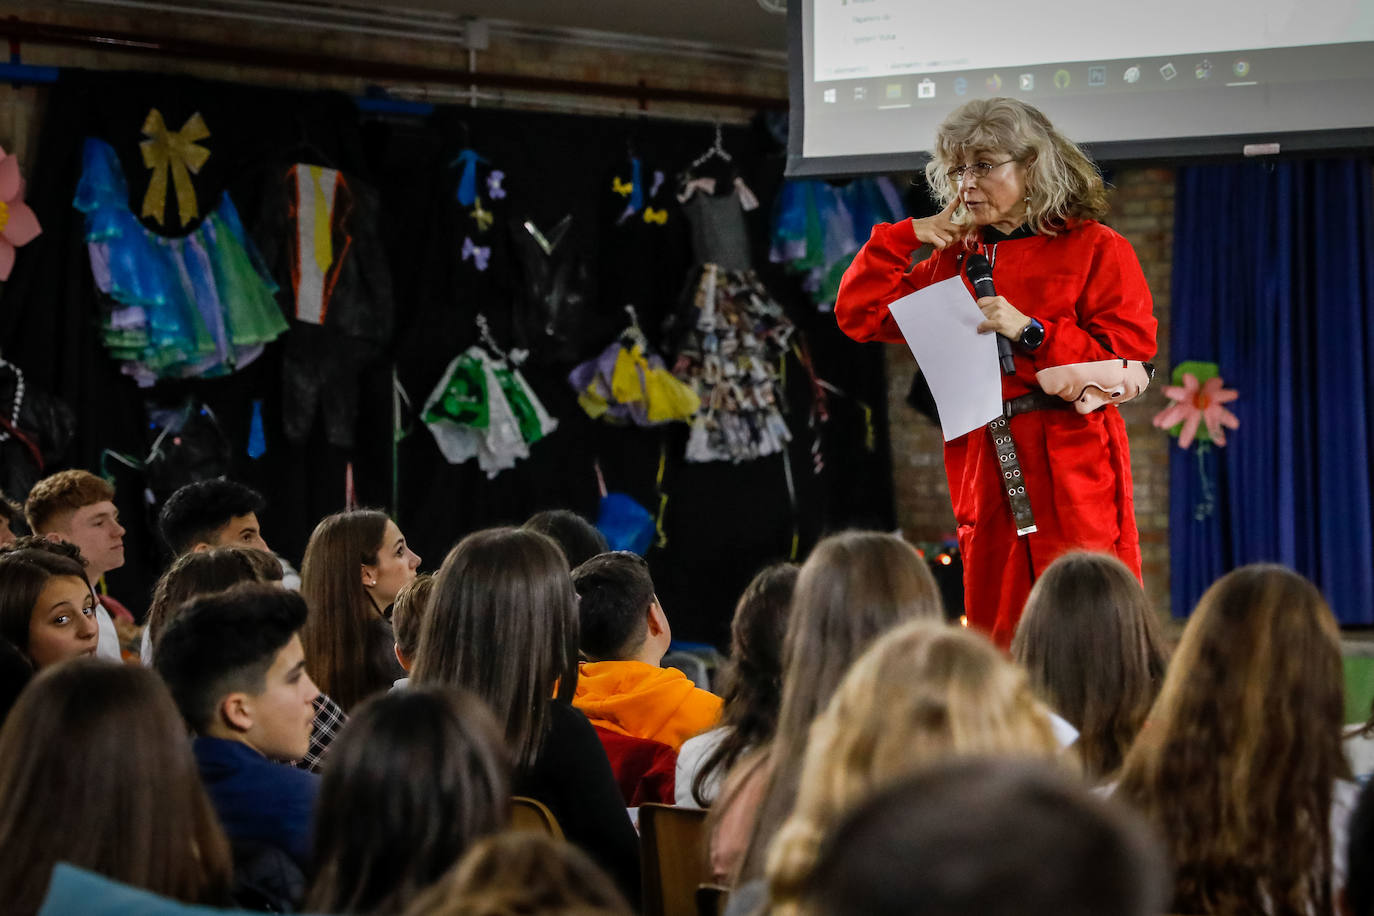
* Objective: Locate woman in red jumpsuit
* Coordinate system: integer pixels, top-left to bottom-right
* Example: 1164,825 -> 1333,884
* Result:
835,98 -> 1157,647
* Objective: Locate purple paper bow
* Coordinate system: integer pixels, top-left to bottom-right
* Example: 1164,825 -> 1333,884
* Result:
461,236 -> 491,271
487,170 -> 507,200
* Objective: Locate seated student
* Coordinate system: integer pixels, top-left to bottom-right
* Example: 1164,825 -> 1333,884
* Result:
300,509 -> 419,712
0,539 -> 100,669
390,573 -> 434,689
1116,564 -> 1353,916
0,659 -> 233,916
413,528 -> 642,907
158,478 -> 272,556
764,621 -> 1065,915
143,547 -> 343,775
793,758 -> 1168,916
524,508 -> 610,570
306,686 -> 510,914
154,583 -> 321,875
404,832 -> 633,916
571,551 -> 723,752
25,469 -> 130,660
1012,551 -> 1169,782
157,477 -> 301,591
678,562 -> 798,808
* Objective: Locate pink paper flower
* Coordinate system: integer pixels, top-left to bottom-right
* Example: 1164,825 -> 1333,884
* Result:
1152,372 -> 1240,449
0,146 -> 42,281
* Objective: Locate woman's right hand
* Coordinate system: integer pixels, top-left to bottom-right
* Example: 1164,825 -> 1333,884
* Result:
911,197 -> 962,250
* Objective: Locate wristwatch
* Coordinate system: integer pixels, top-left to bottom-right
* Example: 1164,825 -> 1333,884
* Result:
1018,318 -> 1046,351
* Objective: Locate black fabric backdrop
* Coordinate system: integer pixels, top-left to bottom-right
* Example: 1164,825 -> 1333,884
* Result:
0,69 -> 897,646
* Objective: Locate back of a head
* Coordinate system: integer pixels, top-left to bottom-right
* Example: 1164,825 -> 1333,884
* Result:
413,527 -> 578,770
740,532 -> 942,880
0,494 -> 26,540
0,541 -> 90,655
402,832 -> 632,916
1116,563 -> 1344,915
145,547 -> 283,654
571,551 -> 656,661
0,659 -> 231,913
154,583 -> 309,735
799,758 -> 1168,916
1012,551 -> 1167,780
524,509 -> 609,570
691,563 -> 799,806
392,574 -> 436,664
158,478 -> 266,556
779,532 -> 944,737
299,509 -> 390,710
308,686 -> 511,914
768,621 -> 1062,909
24,470 -> 114,534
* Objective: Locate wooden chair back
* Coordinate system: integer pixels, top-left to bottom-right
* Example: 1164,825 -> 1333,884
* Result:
639,803 -> 710,916
510,795 -> 564,840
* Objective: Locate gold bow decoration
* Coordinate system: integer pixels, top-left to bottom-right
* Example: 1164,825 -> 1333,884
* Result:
471,199 -> 494,232
611,176 -> 634,197
643,207 -> 668,225
140,109 -> 211,228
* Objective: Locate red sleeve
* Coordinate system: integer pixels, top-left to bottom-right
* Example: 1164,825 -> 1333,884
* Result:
1032,228 -> 1157,368
835,219 -> 943,344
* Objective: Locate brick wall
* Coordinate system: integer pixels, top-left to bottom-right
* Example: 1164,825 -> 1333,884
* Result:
887,169 -> 1178,620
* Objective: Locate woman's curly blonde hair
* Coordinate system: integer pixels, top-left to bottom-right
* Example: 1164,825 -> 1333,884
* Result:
765,620 -> 1066,915
924,97 -> 1110,237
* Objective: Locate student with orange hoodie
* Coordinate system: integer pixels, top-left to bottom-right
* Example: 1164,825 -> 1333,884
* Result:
571,552 -> 723,778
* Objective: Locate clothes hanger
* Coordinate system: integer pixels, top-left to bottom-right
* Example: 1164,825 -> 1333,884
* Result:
687,123 -> 733,172
284,114 -> 338,170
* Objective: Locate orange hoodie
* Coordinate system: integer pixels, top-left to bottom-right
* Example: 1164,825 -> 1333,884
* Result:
573,660 -> 723,752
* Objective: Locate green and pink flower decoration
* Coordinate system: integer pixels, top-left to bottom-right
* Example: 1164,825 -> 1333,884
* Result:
1152,360 -> 1239,449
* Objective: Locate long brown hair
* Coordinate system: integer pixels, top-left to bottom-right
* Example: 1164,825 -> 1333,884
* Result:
0,659 -> 232,914
692,562 -> 798,807
403,832 -> 632,916
145,546 -> 282,653
1012,551 -> 1168,781
412,527 -> 579,771
734,531 -> 944,882
307,686 -> 511,914
300,509 -> 391,711
768,621 -> 1064,914
1115,564 -> 1347,916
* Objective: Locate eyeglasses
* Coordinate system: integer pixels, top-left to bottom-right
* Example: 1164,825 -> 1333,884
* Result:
945,159 -> 1018,182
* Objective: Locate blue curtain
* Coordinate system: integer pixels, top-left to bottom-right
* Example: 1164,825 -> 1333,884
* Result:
1169,159 -> 1374,624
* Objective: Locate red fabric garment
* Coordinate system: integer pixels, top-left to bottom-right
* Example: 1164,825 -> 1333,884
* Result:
835,219 -> 1157,646
592,725 -> 677,807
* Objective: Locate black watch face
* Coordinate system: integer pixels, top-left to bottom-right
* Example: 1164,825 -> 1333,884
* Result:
1021,322 -> 1044,349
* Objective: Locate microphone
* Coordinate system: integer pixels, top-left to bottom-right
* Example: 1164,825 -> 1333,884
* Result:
966,253 -> 1017,376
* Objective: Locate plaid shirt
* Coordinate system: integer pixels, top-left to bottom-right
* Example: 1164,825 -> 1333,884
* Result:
294,693 -> 347,773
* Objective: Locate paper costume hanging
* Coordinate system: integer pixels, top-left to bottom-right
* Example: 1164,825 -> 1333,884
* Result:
256,162 -> 396,449
422,345 -> 557,478
0,145 -> 42,281
569,321 -> 700,426
669,175 -> 795,463
770,177 -> 905,311
74,138 -> 288,387
510,214 -> 599,366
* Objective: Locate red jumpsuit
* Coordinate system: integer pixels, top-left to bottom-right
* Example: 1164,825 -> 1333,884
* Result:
835,219 -> 1157,646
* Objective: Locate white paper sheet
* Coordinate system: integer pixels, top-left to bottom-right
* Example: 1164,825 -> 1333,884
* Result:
887,277 -> 1004,441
